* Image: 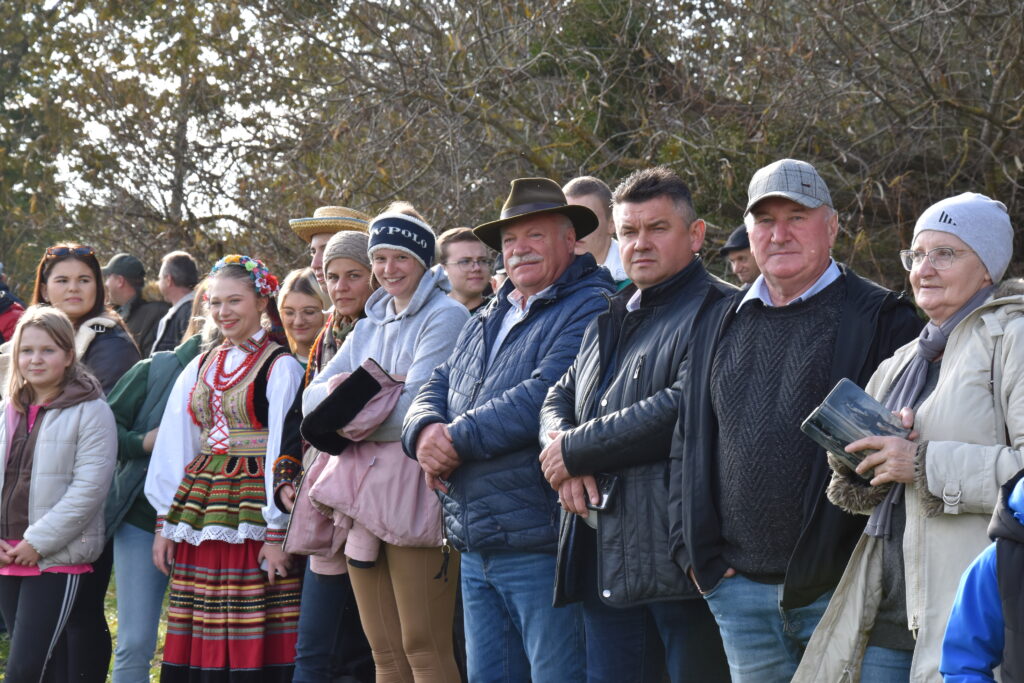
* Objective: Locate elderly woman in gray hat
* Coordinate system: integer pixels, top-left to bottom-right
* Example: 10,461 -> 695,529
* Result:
794,192 -> 1024,683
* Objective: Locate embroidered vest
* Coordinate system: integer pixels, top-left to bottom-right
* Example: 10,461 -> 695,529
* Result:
188,341 -> 285,453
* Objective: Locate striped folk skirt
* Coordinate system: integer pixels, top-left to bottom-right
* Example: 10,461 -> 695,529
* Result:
161,445 -> 300,681
161,539 -> 301,682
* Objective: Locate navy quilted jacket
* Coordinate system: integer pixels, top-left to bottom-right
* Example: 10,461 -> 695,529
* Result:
402,254 -> 615,553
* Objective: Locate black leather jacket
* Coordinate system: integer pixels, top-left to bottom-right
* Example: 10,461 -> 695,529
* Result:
541,257 -> 736,607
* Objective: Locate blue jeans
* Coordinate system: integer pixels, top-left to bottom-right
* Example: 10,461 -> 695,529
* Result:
702,573 -> 832,683
861,645 -> 913,682
461,551 -> 584,683
111,523 -> 169,683
293,563 -> 374,683
582,597 -> 729,683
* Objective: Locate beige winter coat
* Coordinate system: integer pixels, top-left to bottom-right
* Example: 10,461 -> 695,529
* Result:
794,280 -> 1024,683
0,395 -> 116,569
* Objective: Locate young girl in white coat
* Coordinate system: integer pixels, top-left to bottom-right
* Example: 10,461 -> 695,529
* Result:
0,306 -> 116,682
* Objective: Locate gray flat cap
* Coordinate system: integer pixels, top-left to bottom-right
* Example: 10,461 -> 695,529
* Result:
745,159 -> 833,216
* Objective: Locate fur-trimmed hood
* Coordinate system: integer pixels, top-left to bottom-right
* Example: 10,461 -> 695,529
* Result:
994,277 -> 1024,299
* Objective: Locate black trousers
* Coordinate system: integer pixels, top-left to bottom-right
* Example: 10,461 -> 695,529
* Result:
0,571 -> 82,682
49,541 -> 114,682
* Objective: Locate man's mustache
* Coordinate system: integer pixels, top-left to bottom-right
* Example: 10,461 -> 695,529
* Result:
507,254 -> 543,268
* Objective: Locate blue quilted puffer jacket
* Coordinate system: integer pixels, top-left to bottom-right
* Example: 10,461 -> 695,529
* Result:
402,253 -> 615,553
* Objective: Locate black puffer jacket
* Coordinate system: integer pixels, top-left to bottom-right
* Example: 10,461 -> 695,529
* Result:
669,264 -> 923,609
541,258 -> 736,607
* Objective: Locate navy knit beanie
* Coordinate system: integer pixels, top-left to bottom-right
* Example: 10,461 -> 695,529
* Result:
367,212 -> 436,270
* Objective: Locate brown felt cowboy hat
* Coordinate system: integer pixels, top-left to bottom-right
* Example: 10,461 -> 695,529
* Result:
289,206 -> 372,243
473,178 -> 598,251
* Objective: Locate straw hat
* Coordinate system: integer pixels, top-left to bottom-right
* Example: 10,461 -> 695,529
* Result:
289,206 -> 371,243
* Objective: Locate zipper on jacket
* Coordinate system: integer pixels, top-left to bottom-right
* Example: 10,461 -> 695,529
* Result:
469,378 -> 484,406
633,354 -> 645,381
580,358 -> 602,419
433,505 -> 451,581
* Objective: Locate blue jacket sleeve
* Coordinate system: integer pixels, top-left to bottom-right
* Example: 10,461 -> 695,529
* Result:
447,295 -> 606,461
940,543 -> 1003,683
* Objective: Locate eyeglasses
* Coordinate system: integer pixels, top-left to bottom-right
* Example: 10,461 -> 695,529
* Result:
445,257 -> 493,272
898,247 -> 971,272
45,246 -> 95,259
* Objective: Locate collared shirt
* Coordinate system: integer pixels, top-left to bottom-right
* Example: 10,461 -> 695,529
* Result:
487,285 -> 553,369
737,259 -> 840,311
626,287 -> 642,312
602,240 -> 629,283
150,291 -> 195,355
116,295 -> 139,321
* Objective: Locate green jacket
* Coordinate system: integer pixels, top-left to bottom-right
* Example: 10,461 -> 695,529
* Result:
103,334 -> 202,538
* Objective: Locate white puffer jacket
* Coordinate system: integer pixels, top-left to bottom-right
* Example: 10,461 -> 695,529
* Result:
0,385 -> 116,569
794,280 -> 1024,682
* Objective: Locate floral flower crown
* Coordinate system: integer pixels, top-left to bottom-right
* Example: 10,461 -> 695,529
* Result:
209,254 -> 280,297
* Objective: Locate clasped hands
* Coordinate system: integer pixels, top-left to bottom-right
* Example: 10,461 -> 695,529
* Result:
539,431 -> 599,517
0,539 -> 41,567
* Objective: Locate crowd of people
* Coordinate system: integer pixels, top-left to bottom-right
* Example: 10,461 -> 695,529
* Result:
0,158 -> 1019,683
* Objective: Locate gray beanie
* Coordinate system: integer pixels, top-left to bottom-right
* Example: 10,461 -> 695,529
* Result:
323,230 -> 371,273
913,192 -> 1014,282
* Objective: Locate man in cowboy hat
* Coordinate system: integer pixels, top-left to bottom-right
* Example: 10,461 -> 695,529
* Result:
290,205 -> 371,289
403,178 -> 616,682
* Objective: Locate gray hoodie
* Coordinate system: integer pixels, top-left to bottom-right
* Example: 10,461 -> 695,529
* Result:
304,268 -> 469,442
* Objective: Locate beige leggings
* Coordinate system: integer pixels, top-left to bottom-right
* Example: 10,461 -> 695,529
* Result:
348,543 -> 461,683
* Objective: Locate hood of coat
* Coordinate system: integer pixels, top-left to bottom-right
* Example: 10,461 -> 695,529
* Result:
45,368 -> 104,409
933,277 -> 1024,348
989,471 -> 1024,544
74,314 -> 118,358
993,277 -> 1024,299
363,266 -> 448,324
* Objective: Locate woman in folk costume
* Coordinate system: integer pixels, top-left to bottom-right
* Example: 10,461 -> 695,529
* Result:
145,255 -> 305,682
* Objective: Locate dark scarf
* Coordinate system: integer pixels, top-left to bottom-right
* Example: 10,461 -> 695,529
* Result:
304,312 -> 358,387
865,284 -> 994,538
